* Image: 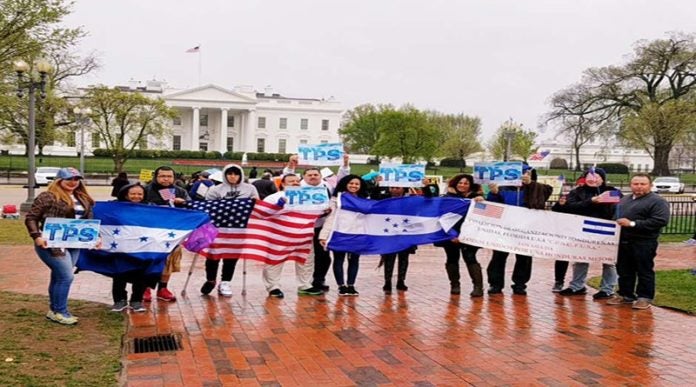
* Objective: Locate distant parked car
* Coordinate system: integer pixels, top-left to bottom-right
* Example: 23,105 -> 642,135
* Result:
651,176 -> 685,194
34,166 -> 60,186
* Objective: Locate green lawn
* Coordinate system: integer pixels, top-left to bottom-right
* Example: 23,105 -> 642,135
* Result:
589,268 -> 696,314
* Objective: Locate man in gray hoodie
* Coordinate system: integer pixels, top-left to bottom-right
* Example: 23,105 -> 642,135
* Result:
201,164 -> 259,297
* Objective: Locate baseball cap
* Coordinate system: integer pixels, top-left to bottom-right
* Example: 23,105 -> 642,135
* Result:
55,167 -> 83,180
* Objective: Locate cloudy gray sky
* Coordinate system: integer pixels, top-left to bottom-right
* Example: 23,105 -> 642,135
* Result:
65,0 -> 696,141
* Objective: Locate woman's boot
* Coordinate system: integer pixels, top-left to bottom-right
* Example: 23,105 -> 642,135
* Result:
467,263 -> 484,297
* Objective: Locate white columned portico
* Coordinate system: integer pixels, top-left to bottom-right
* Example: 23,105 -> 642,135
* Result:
219,108 -> 228,153
191,107 -> 200,151
244,109 -> 256,152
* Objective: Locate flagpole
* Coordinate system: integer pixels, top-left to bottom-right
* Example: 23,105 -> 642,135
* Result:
180,253 -> 200,297
198,43 -> 202,86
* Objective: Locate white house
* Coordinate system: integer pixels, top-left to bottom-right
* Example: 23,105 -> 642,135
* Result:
4,80 -> 344,156
527,139 -> 655,172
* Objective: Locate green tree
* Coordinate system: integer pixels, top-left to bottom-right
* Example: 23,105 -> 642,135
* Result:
430,112 -> 483,168
339,103 -> 391,155
81,87 -> 178,172
372,106 -> 439,163
488,121 -> 538,162
547,33 -> 696,175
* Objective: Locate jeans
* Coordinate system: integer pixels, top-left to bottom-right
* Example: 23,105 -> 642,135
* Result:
35,246 -> 79,315
487,250 -> 532,290
617,239 -> 658,301
312,227 -> 332,288
568,262 -> 617,294
332,251 -> 360,286
205,258 -> 238,282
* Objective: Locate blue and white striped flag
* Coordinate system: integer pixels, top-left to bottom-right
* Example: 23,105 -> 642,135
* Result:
326,194 -> 470,255
582,219 -> 617,236
77,202 -> 211,276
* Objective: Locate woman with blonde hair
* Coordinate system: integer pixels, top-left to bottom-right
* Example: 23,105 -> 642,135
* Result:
25,167 -> 98,325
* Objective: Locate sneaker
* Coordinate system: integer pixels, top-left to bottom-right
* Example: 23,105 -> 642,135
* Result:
450,284 -> 461,295
559,287 -> 587,296
592,291 -> 613,300
551,282 -> 564,293
157,288 -> 177,302
320,284 -> 330,292
47,311 -> 78,325
298,287 -> 323,296
684,238 -> 696,246
143,288 -> 152,302
130,302 -> 147,313
218,281 -> 233,297
396,281 -> 408,291
110,300 -> 129,312
338,286 -> 350,296
269,289 -> 284,298
346,286 -> 359,296
632,300 -> 652,310
382,284 -> 392,294
606,295 -> 635,305
200,280 -> 216,295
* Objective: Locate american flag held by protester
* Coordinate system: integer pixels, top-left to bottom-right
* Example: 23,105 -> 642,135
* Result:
186,198 -> 321,265
596,189 -> 621,204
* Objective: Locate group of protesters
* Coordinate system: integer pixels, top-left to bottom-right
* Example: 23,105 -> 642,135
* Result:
25,154 -> 672,325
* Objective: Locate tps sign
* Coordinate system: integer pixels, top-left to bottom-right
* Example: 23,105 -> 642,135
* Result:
42,218 -> 101,249
283,186 -> 330,210
297,143 -> 344,166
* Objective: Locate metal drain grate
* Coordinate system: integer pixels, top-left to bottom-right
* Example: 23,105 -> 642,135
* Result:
129,333 -> 183,354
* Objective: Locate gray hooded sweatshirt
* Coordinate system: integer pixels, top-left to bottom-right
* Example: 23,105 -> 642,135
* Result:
205,163 -> 260,200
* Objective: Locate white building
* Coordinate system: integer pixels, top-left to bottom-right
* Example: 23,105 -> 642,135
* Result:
3,80 -> 344,155
527,139 -> 655,172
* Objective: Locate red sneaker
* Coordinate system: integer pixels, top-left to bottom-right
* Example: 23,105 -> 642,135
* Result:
157,288 -> 177,302
143,288 -> 152,302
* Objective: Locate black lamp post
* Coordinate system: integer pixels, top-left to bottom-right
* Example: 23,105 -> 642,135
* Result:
14,58 -> 52,213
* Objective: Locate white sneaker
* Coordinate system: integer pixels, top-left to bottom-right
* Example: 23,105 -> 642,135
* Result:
685,238 -> 696,246
218,281 -> 233,296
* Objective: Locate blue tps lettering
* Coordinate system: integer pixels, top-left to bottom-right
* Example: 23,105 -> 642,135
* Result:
474,166 -> 521,181
380,168 -> 425,182
299,147 -> 341,161
286,190 -> 329,205
45,223 -> 97,242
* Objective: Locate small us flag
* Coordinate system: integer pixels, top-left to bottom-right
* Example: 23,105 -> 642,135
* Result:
186,198 -> 320,265
596,190 -> 621,204
472,202 -> 504,219
159,188 -> 177,202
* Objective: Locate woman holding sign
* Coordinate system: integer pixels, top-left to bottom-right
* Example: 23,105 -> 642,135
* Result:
319,174 -> 369,296
25,167 -> 98,325
438,174 -> 486,297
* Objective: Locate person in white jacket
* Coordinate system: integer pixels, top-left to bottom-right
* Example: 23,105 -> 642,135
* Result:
261,174 -> 324,298
200,164 -> 259,297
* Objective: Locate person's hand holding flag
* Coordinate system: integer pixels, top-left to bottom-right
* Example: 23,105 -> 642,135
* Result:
594,189 -> 622,204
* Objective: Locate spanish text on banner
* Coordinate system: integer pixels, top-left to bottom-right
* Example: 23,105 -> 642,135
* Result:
459,202 -> 619,264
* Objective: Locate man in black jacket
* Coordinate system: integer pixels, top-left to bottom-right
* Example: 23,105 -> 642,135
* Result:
607,173 -> 670,310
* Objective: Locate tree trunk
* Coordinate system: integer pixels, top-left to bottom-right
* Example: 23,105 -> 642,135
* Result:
574,145 -> 582,171
113,156 -> 126,173
651,144 -> 672,176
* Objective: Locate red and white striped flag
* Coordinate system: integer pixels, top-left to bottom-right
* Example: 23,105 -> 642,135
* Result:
186,199 -> 320,265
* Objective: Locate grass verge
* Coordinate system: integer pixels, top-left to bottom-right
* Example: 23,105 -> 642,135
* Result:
0,219 -> 32,245
0,291 -> 126,386
589,269 -> 696,314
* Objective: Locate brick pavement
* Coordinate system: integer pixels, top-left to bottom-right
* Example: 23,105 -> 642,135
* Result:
1,243 -> 695,386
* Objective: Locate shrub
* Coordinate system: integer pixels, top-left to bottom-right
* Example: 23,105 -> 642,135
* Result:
597,163 -> 629,174
439,158 -> 466,168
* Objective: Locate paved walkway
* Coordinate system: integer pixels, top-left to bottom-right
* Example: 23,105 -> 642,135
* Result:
1,244 -> 695,386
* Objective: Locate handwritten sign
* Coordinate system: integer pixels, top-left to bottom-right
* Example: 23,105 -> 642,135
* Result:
459,202 -> 619,264
139,169 -> 154,183
284,186 -> 330,210
297,143 -> 344,166
473,161 -> 523,186
42,218 -> 101,249
379,163 -> 425,187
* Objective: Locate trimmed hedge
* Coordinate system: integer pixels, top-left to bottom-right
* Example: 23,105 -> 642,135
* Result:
439,158 -> 467,168
596,163 -> 629,174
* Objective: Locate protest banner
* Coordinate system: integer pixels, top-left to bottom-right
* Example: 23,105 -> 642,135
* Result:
42,218 -> 101,248
284,186 -> 330,210
297,143 -> 344,166
459,202 -> 619,264
139,169 -> 154,183
473,161 -> 523,186
378,163 -> 426,187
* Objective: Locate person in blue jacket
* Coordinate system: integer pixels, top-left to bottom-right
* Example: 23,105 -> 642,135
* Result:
486,164 -> 552,295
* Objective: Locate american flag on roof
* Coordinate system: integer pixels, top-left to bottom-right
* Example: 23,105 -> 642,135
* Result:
185,199 -> 320,265
529,150 -> 550,161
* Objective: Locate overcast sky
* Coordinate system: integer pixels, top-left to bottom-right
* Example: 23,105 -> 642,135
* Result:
64,0 -> 696,141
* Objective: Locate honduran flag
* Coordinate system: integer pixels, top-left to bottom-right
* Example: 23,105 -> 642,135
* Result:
77,202 -> 211,276
326,194 -> 470,255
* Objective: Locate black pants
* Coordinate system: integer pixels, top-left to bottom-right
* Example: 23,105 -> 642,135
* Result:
112,275 -> 147,303
312,227 -> 332,288
205,258 -> 238,282
487,250 -> 532,290
443,243 -> 479,266
554,260 -> 569,283
617,239 -> 658,300
381,249 -> 410,283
